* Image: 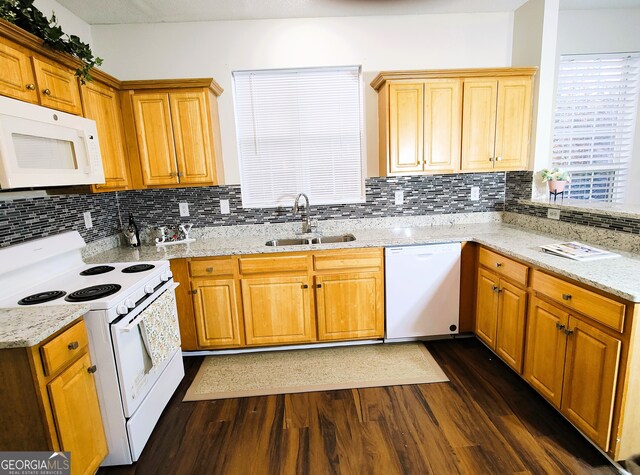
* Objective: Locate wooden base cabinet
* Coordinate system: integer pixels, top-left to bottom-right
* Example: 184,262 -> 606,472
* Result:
193,278 -> 244,348
475,265 -> 527,373
524,296 -> 622,451
0,319 -> 107,475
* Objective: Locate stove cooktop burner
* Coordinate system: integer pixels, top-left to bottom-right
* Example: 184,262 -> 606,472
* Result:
18,290 -> 67,305
121,264 -> 155,274
65,284 -> 121,302
80,265 -> 115,276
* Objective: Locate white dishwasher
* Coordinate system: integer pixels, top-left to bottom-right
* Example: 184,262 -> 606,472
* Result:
385,243 -> 461,341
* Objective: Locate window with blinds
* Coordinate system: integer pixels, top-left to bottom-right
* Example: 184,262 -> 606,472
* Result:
233,66 -> 365,208
552,52 -> 640,202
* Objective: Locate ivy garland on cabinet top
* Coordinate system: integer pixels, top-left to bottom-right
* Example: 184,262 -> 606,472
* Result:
0,0 -> 102,83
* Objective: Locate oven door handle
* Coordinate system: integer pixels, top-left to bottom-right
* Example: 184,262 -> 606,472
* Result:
120,282 -> 179,332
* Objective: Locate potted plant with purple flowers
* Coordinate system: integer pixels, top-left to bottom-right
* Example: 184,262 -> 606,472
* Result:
541,168 -> 570,193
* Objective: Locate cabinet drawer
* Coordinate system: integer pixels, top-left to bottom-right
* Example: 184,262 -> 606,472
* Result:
314,249 -> 383,271
479,247 -> 528,287
190,257 -> 235,277
532,270 -> 625,332
239,254 -> 308,275
40,320 -> 88,376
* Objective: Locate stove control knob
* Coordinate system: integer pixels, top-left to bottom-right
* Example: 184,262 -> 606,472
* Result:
117,304 -> 128,316
161,270 -> 173,282
144,284 -> 155,294
125,299 -> 136,309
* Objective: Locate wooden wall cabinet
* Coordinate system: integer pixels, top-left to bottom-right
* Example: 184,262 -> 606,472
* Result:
81,80 -> 132,192
121,79 -> 225,189
372,68 -> 535,176
173,248 -> 384,350
0,319 -> 107,475
0,36 -> 82,115
475,251 -> 528,373
461,77 -> 533,171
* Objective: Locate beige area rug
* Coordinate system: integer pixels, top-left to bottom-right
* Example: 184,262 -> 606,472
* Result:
183,342 -> 449,401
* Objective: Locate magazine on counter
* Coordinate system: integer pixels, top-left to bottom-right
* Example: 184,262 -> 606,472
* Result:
539,241 -> 620,261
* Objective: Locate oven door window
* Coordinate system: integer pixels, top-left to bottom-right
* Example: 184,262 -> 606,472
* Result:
111,288 -> 180,418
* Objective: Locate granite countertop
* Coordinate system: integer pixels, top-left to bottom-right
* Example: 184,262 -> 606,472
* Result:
0,304 -> 89,349
86,221 -> 640,303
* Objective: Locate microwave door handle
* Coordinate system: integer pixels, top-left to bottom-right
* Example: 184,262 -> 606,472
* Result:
78,131 -> 92,174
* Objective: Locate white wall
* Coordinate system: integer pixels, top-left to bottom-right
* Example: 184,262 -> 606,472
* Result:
91,13 -> 514,184
512,0 -> 559,199
33,0 -> 93,43
556,8 -> 640,204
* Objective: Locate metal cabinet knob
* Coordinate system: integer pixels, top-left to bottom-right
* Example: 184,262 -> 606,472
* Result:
496,262 -> 503,268
496,156 -> 503,162
489,157 -> 494,162
555,323 -> 566,330
562,293 -> 572,301
563,328 -> 574,336
206,267 -> 213,273
42,88 -> 51,96
87,365 -> 97,374
68,341 -> 79,350
25,83 -> 35,90
317,284 -> 323,288
302,284 -> 309,289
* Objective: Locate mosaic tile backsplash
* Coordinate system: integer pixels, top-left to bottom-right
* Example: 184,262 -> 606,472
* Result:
1,173 -> 505,247
505,171 -> 640,235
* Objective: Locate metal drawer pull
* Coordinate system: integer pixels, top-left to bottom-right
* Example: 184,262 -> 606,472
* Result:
563,328 -> 574,336
42,88 -> 51,96
206,267 -> 213,273
25,83 -> 35,90
495,262 -> 503,268
67,341 -> 79,350
556,323 -> 565,331
562,293 -> 572,301
87,365 -> 97,374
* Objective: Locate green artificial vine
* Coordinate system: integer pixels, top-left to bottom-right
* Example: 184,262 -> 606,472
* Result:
0,0 -> 102,83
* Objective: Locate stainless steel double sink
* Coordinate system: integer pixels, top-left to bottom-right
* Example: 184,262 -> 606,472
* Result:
265,233 -> 356,247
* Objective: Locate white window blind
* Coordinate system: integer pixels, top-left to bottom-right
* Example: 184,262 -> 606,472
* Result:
233,66 -> 365,208
552,52 -> 640,202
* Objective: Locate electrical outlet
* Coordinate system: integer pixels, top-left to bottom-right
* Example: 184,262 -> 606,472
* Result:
220,199 -> 230,215
547,208 -> 561,220
470,186 -> 480,201
179,202 -> 190,217
83,211 -> 93,229
394,190 -> 404,206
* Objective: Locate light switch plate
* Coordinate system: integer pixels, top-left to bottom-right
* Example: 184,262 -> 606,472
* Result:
179,202 -> 190,217
394,190 -> 404,206
83,211 -> 93,229
470,186 -> 480,201
220,199 -> 230,215
547,208 -> 561,220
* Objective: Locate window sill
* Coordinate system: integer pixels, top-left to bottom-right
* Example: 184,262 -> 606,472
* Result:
519,198 -> 640,220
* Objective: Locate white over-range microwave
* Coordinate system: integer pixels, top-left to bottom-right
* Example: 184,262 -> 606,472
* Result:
0,95 -> 105,189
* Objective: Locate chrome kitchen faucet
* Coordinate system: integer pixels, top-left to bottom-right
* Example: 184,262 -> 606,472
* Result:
293,193 -> 312,233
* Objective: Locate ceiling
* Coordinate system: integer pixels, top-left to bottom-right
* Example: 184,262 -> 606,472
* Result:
56,0 -> 640,24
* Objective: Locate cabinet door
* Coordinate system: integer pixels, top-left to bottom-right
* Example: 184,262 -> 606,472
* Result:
131,93 -> 179,186
169,91 -> 217,185
561,317 -> 621,451
315,272 -> 383,341
0,41 -> 37,103
81,81 -> 131,191
32,57 -> 82,115
494,78 -> 532,170
461,79 -> 497,171
424,79 -> 461,172
475,267 -> 499,349
388,83 -> 424,173
241,275 -> 315,346
48,353 -> 107,475
523,297 -> 568,408
495,279 -> 527,373
192,278 -> 243,348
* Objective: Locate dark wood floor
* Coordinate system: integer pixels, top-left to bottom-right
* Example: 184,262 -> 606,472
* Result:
99,338 -> 619,474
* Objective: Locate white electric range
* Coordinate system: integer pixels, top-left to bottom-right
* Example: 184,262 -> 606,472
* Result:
0,231 -> 184,466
